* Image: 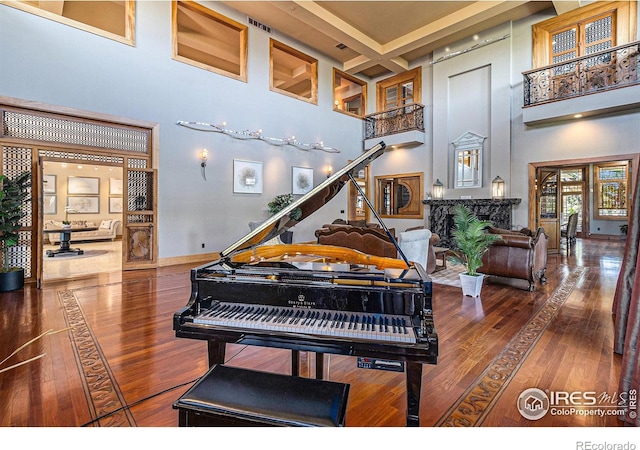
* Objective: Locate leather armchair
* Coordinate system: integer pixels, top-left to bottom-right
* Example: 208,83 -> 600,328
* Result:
478,227 -> 548,291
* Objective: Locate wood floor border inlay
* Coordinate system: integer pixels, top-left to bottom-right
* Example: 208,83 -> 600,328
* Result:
435,267 -> 587,427
58,289 -> 136,427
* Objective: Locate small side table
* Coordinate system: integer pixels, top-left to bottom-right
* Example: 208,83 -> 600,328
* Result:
432,246 -> 448,272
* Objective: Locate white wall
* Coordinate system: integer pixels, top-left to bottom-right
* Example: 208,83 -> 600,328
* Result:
0,1 -> 366,257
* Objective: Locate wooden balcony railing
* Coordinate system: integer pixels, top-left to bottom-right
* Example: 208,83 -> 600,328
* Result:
364,103 -> 425,140
523,41 -> 640,107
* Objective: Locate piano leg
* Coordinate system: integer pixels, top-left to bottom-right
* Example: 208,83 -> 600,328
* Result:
207,340 -> 226,366
405,362 -> 422,427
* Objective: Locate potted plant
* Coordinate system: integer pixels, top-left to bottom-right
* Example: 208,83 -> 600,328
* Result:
63,206 -> 76,227
0,171 -> 31,292
448,205 -> 501,297
267,194 -> 301,244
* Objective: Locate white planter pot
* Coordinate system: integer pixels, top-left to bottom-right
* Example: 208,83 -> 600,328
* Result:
459,273 -> 484,297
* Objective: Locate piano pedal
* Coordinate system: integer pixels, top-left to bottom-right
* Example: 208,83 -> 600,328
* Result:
357,357 -> 405,372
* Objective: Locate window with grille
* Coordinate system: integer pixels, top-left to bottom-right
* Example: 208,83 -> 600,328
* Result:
550,13 -> 614,76
532,1 -> 636,69
594,161 -> 629,219
172,1 -> 248,82
376,67 -> 421,112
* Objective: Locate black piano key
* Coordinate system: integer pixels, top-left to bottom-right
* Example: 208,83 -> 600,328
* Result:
261,308 -> 276,322
289,309 -> 301,324
348,314 -> 354,330
402,318 -> 409,334
384,317 -> 389,333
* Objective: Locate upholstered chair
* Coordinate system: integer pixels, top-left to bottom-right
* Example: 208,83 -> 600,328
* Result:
398,228 -> 435,273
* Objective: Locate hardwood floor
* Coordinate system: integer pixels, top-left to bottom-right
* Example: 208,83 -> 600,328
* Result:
0,238 -> 632,436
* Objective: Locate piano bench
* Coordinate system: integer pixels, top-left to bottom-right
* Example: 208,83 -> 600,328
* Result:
173,364 -> 350,427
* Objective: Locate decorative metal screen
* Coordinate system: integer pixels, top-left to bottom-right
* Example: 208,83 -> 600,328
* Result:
2,110 -> 150,153
39,149 -> 124,165
128,158 -> 148,169
2,146 -> 33,278
127,170 -> 154,222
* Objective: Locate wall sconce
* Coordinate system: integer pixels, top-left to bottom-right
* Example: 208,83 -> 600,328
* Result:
433,179 -> 444,199
326,165 -> 333,178
492,175 -> 505,199
200,148 -> 208,181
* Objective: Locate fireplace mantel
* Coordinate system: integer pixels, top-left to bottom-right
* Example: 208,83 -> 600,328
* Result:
423,198 -> 521,247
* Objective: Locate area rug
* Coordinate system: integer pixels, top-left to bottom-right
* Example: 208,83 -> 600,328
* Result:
435,266 -> 587,426
429,263 -> 466,287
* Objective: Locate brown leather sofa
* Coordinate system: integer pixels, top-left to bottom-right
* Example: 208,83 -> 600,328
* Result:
315,226 -> 397,258
478,226 -> 548,291
314,221 -> 441,273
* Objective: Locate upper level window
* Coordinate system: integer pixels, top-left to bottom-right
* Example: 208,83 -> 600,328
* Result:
376,67 -> 421,111
594,161 -> 629,219
532,1 -> 636,68
333,69 -> 367,118
4,0 -> 135,45
270,39 -> 318,104
172,1 -> 248,82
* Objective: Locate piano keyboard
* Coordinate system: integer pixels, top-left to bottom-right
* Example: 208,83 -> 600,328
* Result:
194,302 -> 417,343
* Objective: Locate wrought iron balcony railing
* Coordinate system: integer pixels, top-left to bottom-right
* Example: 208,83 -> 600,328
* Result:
364,103 -> 425,140
523,41 -> 640,107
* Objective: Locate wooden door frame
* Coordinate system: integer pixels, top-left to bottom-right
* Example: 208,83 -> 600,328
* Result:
528,152 -> 639,236
0,95 -> 159,286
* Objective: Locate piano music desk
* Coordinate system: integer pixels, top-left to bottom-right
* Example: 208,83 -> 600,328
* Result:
174,364 -> 350,427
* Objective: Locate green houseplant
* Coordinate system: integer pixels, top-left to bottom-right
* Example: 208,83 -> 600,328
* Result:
0,171 -> 31,292
448,204 -> 501,297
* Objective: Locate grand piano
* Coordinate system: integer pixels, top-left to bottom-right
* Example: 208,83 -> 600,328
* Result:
174,142 -> 438,426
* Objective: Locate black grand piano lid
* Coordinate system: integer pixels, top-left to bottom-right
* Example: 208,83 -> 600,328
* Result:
220,141 -> 386,258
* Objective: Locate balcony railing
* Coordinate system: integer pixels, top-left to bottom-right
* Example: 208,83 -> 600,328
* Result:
523,41 -> 640,107
364,103 -> 425,140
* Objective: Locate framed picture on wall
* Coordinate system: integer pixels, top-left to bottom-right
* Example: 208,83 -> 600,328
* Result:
67,196 -> 99,214
292,166 -> 313,195
44,195 -> 56,215
109,178 -> 123,195
233,159 -> 263,194
109,197 -> 123,213
43,174 -> 56,194
68,176 -> 99,195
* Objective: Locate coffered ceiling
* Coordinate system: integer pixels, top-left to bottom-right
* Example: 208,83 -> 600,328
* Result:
222,1 -> 581,78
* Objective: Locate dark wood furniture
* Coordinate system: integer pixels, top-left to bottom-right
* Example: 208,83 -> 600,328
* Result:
45,226 -> 99,257
173,364 -> 350,426
479,226 -> 548,291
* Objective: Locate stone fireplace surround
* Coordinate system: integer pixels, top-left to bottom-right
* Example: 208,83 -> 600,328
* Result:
423,198 -> 521,248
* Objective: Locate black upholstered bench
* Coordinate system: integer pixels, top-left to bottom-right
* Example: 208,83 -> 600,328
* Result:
173,364 -> 350,427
